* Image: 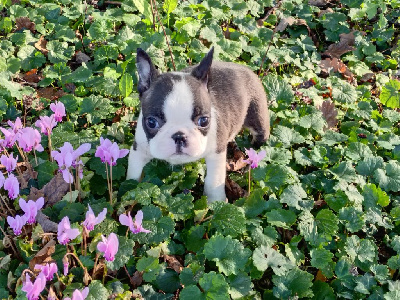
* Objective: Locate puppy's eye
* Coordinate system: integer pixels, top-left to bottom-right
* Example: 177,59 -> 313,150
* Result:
146,117 -> 159,129
197,116 -> 209,127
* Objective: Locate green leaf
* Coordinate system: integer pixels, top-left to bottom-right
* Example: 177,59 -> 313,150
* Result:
345,142 -> 374,161
356,157 -> 385,177
119,73 -> 133,98
345,235 -> 377,270
89,157 -> 126,181
63,64 -> 92,83
198,271 -> 230,299
163,0 -> 178,15
203,235 -> 251,276
272,268 -> 314,299
132,0 -> 153,20
265,209 -> 297,229
253,164 -> 296,191
179,262 -> 205,286
298,112 -> 326,133
154,268 -> 180,294
310,248 -> 334,278
35,161 -> 58,189
312,281 -> 335,300
209,202 -> 246,237
315,209 -> 339,239
47,40 -> 74,63
330,161 -> 358,182
134,205 -> 175,245
362,184 -> 390,209
380,79 -> 400,108
79,95 -> 113,124
273,125 -> 305,148
242,188 -> 268,218
182,225 -> 206,253
153,192 -> 194,221
279,184 -> 313,211
339,207 -> 365,233
120,182 -> 161,207
227,273 -> 253,299
105,235 -> 135,271
179,285 -> 205,300
136,256 -> 162,282
374,160 -> 400,192
252,245 -> 294,275
262,74 -> 294,105
354,273 -> 377,294
87,280 -> 110,300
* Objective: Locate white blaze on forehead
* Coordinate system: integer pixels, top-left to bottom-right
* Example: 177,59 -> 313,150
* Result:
163,79 -> 194,126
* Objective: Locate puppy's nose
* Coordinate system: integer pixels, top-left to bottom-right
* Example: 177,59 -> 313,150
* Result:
172,131 -> 187,147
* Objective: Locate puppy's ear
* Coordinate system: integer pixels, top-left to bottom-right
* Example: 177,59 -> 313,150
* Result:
136,48 -> 159,95
191,47 -> 214,84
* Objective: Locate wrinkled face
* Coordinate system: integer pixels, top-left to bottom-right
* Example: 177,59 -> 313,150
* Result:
140,73 -> 211,164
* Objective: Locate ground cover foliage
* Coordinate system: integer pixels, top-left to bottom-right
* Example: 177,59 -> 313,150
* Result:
0,0 -> 400,298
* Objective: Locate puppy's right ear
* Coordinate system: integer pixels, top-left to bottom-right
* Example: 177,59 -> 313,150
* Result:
136,48 -> 159,95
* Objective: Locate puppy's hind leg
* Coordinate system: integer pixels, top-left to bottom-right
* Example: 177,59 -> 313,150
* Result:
244,99 -> 270,149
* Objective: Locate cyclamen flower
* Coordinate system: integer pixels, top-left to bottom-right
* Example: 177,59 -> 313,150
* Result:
22,272 -> 46,300
8,117 -> 23,133
62,256 -> 69,276
7,214 -> 27,235
1,153 -> 17,173
19,197 -> 44,224
57,216 -> 80,245
95,137 -> 129,166
64,287 -> 89,300
97,232 -> 119,262
34,262 -> 58,281
51,142 -> 91,183
35,115 -> 57,136
243,148 -> 266,169
17,127 -> 44,152
4,173 -> 19,199
0,172 -> 5,187
82,205 -> 107,231
50,101 -> 66,122
119,210 -> 151,234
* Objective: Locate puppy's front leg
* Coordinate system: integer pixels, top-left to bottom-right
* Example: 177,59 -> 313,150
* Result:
126,145 -> 151,181
204,151 -> 227,202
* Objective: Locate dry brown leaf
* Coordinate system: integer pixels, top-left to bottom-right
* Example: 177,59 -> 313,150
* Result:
75,51 -> 91,64
225,177 -> 247,201
42,172 -> 70,205
36,211 -> 58,233
29,239 -> 56,270
318,8 -> 334,17
309,0 -> 331,6
164,255 -> 183,273
37,87 -> 65,101
318,100 -> 338,130
130,271 -> 143,289
15,17 -> 35,32
315,269 -> 327,282
319,57 -> 354,81
324,32 -> 356,59
35,36 -> 48,55
22,69 -> 42,84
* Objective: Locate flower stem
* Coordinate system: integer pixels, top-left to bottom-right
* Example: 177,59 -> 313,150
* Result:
105,162 -> 112,205
248,168 -> 251,195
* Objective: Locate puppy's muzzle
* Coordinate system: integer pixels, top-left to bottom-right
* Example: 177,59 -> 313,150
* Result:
172,131 -> 187,153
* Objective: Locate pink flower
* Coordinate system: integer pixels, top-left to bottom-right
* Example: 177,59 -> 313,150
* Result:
57,216 -> 80,245
7,214 -> 27,235
34,262 -> 58,281
17,127 -> 44,152
97,232 -> 119,262
243,148 -> 266,169
8,117 -> 23,133
62,256 -> 69,276
0,172 -> 5,187
1,153 -> 17,173
51,142 -> 91,183
64,287 -> 89,300
4,173 -> 19,199
35,115 -> 57,136
82,205 -> 107,232
119,210 -> 151,234
19,197 -> 44,224
22,272 -> 46,300
95,137 -> 129,166
50,101 -> 66,122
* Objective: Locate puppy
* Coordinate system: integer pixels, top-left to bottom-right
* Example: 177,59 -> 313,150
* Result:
127,48 -> 270,202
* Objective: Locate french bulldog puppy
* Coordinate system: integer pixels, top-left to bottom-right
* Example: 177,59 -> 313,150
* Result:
127,47 -> 270,202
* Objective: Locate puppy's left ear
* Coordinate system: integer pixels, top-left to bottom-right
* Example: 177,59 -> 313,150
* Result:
191,47 -> 214,84
136,48 -> 159,96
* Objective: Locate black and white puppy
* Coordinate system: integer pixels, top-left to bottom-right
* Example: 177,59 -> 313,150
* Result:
127,48 -> 270,202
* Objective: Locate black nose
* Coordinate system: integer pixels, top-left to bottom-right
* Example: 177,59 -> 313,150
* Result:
172,131 -> 187,147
